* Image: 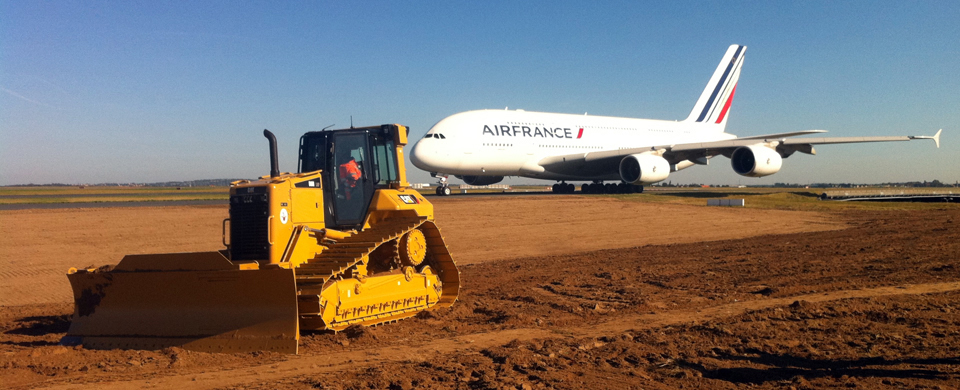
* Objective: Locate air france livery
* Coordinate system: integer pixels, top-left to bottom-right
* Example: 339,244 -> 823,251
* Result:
411,45 -> 941,194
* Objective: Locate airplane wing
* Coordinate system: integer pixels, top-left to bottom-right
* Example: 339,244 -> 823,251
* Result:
536,129 -> 941,176
734,129 -> 827,140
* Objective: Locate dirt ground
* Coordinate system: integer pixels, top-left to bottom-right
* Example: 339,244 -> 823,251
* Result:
0,196 -> 837,306
2,196 -> 959,389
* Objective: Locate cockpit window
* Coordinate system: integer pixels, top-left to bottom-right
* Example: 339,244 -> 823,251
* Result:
424,133 -> 445,139
438,134 -> 446,139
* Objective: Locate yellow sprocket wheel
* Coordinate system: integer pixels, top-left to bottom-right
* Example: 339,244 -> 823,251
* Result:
398,229 -> 426,267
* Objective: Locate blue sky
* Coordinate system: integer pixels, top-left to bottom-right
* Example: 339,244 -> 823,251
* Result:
1,1 -> 957,186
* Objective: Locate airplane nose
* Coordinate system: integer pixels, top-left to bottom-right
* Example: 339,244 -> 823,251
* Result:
411,138 -> 459,172
410,140 -> 439,171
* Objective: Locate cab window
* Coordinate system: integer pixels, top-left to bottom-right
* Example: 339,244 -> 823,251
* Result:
369,133 -> 397,185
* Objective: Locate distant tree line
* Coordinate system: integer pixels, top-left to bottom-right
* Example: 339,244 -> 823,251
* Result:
7,179 -> 243,187
771,180 -> 957,188
646,180 -> 957,188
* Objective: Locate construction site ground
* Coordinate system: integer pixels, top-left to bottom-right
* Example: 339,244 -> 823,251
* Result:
1,195 -> 958,389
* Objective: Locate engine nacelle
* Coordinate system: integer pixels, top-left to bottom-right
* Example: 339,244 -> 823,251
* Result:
619,154 -> 670,185
731,145 -> 783,177
460,175 -> 504,186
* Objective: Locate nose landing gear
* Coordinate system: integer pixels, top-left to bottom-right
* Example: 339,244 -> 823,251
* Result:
435,175 -> 452,196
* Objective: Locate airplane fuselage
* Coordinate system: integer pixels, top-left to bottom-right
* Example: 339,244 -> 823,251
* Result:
411,109 -> 734,181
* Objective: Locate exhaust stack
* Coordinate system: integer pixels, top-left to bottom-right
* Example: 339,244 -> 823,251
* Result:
263,129 -> 279,178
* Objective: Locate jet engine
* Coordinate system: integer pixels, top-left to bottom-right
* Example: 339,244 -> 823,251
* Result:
619,153 -> 670,185
731,145 -> 783,177
460,175 -> 505,186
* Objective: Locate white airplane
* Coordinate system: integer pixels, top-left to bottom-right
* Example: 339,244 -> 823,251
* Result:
410,44 -> 941,195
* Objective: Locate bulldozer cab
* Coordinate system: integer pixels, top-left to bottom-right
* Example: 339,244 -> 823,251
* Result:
299,125 -> 401,229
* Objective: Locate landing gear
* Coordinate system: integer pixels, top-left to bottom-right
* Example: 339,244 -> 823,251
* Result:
580,182 -> 643,194
551,182 -> 575,194
435,185 -> 452,196
435,175 -> 452,196
554,181 -> 643,195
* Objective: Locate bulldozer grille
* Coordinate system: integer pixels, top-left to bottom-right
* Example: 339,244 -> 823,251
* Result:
230,191 -> 270,261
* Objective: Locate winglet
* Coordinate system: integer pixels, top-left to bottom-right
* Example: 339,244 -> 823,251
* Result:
910,129 -> 942,148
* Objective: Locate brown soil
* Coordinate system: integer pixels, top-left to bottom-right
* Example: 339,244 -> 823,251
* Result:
2,196 -> 959,389
0,196 -> 837,306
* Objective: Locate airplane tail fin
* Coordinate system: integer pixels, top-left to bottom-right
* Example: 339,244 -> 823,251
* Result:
684,44 -> 746,130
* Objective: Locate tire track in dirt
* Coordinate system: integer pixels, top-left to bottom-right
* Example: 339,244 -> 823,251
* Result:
0,267 -> 64,279
572,281 -> 960,337
0,267 -> 73,307
0,207 -> 228,306
36,280 -> 960,390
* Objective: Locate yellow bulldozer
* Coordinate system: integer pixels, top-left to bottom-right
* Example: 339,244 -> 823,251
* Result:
63,125 -> 460,354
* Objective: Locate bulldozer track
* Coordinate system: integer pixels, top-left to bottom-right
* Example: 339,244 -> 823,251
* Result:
293,216 -> 460,328
420,220 -> 461,308
294,216 -> 428,290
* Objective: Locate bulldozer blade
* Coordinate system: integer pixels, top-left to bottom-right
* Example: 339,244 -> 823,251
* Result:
64,252 -> 299,354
